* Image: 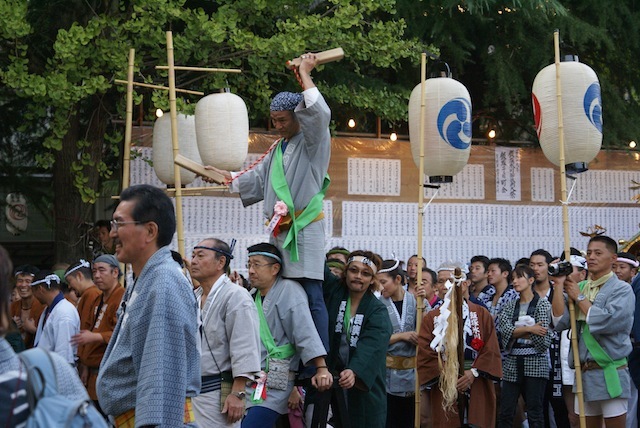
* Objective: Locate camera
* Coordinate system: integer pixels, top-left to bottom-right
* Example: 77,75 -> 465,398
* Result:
548,261 -> 573,277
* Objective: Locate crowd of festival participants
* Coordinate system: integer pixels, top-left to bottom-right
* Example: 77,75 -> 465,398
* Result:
0,52 -> 639,428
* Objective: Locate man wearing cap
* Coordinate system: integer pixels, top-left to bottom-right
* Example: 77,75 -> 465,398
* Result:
204,54 -> 331,350
190,238 -> 261,427
96,184 -> 200,427
241,242 -> 332,428
71,254 -> 124,413
31,270 -> 81,364
552,236 -> 635,428
10,264 -> 44,349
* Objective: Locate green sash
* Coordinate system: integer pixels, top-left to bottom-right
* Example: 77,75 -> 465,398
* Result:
270,139 -> 330,261
578,281 -> 627,398
255,292 -> 295,370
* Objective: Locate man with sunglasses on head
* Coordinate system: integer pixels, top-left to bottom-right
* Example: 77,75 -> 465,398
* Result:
96,184 -> 200,427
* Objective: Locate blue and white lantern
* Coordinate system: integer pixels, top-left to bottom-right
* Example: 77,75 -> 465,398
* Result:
532,58 -> 602,172
153,114 -> 200,186
408,77 -> 472,183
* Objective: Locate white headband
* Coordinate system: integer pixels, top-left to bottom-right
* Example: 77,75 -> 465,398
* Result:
378,256 -> 400,274
65,259 -> 90,277
617,257 -> 639,268
569,255 -> 587,269
347,256 -> 378,275
31,274 -> 61,288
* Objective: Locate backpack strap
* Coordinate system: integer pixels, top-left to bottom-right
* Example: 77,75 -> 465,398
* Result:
18,348 -> 59,408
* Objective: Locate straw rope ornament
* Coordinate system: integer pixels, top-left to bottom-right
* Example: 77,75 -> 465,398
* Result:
429,268 -> 468,413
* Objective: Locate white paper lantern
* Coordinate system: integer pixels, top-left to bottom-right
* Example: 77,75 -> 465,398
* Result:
532,59 -> 602,172
195,92 -> 249,170
409,77 -> 472,182
152,114 -> 200,185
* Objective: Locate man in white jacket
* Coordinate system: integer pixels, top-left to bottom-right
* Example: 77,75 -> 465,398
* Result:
32,270 -> 80,364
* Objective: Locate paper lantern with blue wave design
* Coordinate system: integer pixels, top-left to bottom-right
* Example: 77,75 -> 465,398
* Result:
408,77 -> 472,183
532,59 -> 602,172
153,114 -> 201,186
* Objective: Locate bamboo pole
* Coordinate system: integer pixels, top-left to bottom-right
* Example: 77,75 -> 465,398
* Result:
554,29 -> 586,428
155,65 -> 241,73
122,49 -> 135,190
414,52 -> 427,428
114,79 -> 204,95
166,31 -> 185,258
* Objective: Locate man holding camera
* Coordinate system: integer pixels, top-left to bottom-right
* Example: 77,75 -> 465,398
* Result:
552,236 -> 635,428
530,249 -> 571,427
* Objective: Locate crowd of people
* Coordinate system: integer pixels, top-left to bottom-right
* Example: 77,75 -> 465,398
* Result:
1,52 -> 639,428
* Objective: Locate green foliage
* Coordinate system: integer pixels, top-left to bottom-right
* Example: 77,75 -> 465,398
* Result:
396,0 -> 640,147
0,0 -> 429,229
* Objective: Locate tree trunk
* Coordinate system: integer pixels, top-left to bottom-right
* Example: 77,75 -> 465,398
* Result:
52,97 -> 108,263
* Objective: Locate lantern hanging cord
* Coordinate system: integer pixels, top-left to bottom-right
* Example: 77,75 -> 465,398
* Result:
560,178 -> 578,205
224,139 -> 281,186
425,187 -> 441,208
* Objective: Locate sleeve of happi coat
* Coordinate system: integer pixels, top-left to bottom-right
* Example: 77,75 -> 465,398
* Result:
134,281 -> 197,427
532,300 -> 552,354
587,281 -> 635,336
417,310 -> 439,386
225,291 -> 262,376
237,150 -> 273,207
472,307 -> 502,380
498,301 -> 516,350
347,304 -> 392,391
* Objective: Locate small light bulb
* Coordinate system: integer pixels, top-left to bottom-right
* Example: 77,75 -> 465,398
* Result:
156,109 -> 164,118
488,129 -> 496,139
390,132 -> 398,141
348,119 -> 356,128
629,140 -> 637,149
634,152 -> 640,161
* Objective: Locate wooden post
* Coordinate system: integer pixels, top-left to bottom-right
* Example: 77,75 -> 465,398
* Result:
414,52 -> 427,428
554,29 -> 586,428
122,49 -> 135,190
166,31 -> 185,258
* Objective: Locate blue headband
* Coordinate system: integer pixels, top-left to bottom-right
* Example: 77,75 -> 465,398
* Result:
270,92 -> 303,111
248,251 -> 282,264
194,238 -> 236,260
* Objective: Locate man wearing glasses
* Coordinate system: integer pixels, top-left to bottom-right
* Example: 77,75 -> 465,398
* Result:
242,242 -> 332,428
96,184 -> 200,427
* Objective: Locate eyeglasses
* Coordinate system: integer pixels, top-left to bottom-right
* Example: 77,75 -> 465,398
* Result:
110,220 -> 143,231
246,262 -> 276,270
346,266 -> 373,278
